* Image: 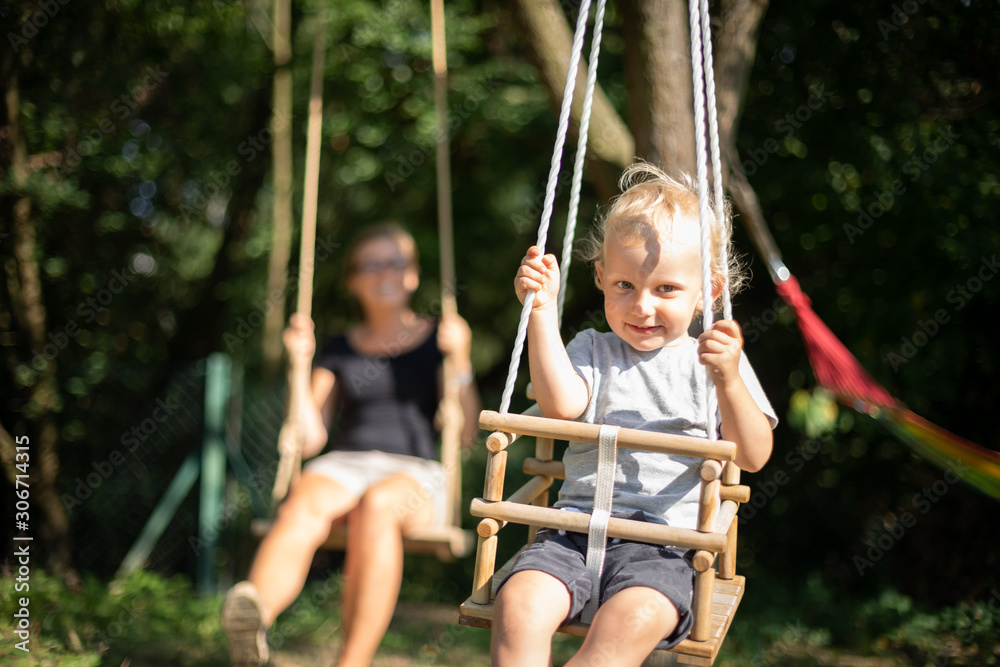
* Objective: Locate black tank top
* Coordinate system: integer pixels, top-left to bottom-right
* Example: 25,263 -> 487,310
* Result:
314,324 -> 442,461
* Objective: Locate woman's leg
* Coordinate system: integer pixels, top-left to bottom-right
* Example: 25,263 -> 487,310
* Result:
566,586 -> 678,667
491,570 -> 572,667
248,472 -> 359,623
336,473 -> 435,667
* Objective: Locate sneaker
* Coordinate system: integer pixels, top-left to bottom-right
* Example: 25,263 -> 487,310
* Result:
222,581 -> 270,666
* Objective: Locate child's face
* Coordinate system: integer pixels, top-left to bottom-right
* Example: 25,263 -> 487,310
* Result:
595,218 -> 705,351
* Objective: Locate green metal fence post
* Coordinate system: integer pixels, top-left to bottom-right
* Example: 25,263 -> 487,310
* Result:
198,352 -> 231,594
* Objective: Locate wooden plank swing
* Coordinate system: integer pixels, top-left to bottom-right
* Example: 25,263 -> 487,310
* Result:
458,0 -> 754,663
252,0 -> 474,561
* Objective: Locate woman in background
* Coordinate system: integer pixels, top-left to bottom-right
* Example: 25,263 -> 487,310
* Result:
223,223 -> 480,667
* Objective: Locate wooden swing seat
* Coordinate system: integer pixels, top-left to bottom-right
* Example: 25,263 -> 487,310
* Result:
250,516 -> 476,562
459,549 -> 744,666
457,407 -> 752,666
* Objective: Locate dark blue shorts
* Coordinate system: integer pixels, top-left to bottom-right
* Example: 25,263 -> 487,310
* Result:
500,513 -> 695,649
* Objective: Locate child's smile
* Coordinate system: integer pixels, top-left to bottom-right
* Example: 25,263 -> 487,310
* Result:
626,323 -> 663,335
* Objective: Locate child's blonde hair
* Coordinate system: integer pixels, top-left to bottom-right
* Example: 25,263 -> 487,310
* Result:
580,161 -> 745,308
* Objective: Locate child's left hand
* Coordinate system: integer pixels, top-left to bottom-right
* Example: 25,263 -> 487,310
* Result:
697,320 -> 743,386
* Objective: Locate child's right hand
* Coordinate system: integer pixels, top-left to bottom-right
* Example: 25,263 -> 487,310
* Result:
514,246 -> 561,311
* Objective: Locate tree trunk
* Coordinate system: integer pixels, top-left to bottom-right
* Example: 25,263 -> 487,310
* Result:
1,49 -> 77,581
620,0 -> 697,175
262,0 -> 294,380
511,0 -> 772,258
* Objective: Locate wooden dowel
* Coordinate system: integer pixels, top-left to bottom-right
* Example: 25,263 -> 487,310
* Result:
479,411 -> 736,461
692,549 -> 715,573
477,476 -> 553,535
477,518 -> 501,538
535,436 -> 554,461
523,458 -> 565,479
714,500 -> 739,535
698,479 -> 720,532
484,404 -> 544,452
720,516 -> 737,580
484,451 -> 507,502
719,484 -> 750,503
690,567 -> 716,641
506,474 -> 553,505
700,459 -> 723,481
469,498 -> 727,552
723,461 -> 741,485
471,534 -> 497,604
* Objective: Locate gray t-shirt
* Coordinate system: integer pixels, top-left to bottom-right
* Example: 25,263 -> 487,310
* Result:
555,329 -> 778,530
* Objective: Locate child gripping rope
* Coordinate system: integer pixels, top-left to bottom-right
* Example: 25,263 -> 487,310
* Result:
490,162 -> 778,667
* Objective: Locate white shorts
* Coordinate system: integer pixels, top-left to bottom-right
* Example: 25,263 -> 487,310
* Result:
303,450 -> 449,529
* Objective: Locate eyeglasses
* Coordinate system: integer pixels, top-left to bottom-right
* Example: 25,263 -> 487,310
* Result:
351,256 -> 412,274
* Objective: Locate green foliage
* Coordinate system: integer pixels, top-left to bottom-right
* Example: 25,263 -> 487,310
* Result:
787,387 -> 840,438
723,574 -> 1000,665
3,569 -> 996,666
732,0 -> 1000,610
3,0 -> 1000,662
0,569 -> 227,666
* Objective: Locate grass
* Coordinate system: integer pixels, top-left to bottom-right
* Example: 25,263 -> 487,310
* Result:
2,568 -> 998,666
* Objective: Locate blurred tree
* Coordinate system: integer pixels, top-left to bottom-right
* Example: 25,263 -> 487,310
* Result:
262,0 -> 296,380
1,0 -> 277,578
511,0 -> 768,192
2,27 -> 77,580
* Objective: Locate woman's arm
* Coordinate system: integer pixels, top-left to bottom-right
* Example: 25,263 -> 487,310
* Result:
284,314 -> 336,460
438,313 -> 482,446
300,368 -> 336,460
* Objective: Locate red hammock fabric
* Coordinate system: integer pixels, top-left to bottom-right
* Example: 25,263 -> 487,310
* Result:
774,272 -> 1000,499
774,275 -> 897,410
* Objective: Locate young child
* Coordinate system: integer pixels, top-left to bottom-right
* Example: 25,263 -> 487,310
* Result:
491,162 -> 778,667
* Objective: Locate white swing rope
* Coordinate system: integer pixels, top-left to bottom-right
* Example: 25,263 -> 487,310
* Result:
498,0 -> 602,415
492,0 -> 613,624
699,0 -> 732,323
689,0 -> 732,442
557,0 -> 608,328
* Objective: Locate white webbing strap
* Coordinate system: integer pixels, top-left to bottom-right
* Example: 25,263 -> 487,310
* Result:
582,424 -> 619,623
